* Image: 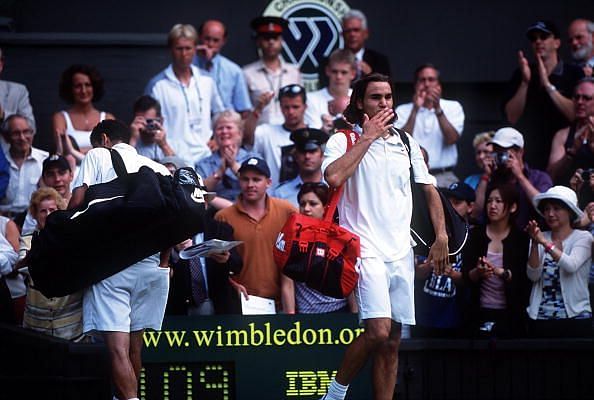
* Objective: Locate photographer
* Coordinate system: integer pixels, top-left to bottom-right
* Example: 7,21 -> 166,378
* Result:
472,127 -> 552,229
130,95 -> 174,162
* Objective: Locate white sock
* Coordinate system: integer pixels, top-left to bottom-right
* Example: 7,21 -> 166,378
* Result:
323,378 -> 349,400
127,398 -> 139,400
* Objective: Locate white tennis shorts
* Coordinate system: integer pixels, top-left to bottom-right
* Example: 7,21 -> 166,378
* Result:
83,254 -> 170,333
355,249 -> 415,325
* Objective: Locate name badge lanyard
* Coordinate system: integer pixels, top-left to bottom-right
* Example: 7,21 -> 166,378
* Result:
180,77 -> 203,133
263,66 -> 285,103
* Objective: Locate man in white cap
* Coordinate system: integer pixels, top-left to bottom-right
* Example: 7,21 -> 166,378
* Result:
472,127 -> 552,228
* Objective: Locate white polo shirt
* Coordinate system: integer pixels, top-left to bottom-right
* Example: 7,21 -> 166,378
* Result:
145,64 -> 224,166
73,143 -> 170,188
322,128 -> 432,261
395,98 -> 464,169
252,123 -> 293,187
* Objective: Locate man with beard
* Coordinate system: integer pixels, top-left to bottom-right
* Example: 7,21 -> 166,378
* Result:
567,18 -> 594,76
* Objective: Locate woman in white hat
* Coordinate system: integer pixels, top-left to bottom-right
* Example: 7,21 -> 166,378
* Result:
526,185 -> 593,337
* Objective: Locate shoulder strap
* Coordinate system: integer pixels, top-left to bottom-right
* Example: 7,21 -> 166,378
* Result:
62,111 -> 74,130
322,129 -> 360,222
395,128 -> 415,187
109,148 -> 128,178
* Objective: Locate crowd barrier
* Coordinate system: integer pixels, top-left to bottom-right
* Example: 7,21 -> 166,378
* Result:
2,314 -> 593,399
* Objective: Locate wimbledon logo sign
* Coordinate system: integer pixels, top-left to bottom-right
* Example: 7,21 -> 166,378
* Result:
263,0 -> 351,91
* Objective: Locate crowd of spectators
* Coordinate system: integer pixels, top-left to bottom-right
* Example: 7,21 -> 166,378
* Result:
0,11 -> 592,341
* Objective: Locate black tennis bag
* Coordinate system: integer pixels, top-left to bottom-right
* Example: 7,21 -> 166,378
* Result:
396,129 -> 469,257
28,150 -> 207,298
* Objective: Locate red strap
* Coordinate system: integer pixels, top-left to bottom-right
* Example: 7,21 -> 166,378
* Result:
323,129 -> 360,222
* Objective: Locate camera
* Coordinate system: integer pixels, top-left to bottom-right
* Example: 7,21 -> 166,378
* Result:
144,118 -> 160,133
581,168 -> 594,181
493,151 -> 510,167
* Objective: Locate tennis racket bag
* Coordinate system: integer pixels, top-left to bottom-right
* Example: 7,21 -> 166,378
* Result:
28,150 -> 207,298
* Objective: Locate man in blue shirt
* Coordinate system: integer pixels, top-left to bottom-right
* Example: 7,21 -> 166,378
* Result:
195,20 -> 252,116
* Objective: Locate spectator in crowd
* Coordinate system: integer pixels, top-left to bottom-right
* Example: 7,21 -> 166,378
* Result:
463,183 -> 531,337
68,119 -> 171,400
21,154 -> 74,234
504,20 -> 584,170
196,110 -> 258,202
321,73 -> 448,400
526,186 -> 593,337
413,181 -> 474,338
165,163 -> 238,316
215,157 -> 296,309
305,49 -> 355,132
273,128 -> 328,207
548,78 -> 594,184
195,20 -> 252,116
243,17 -> 302,126
396,64 -> 465,188
342,10 -> 391,80
244,84 -> 308,187
146,23 -> 224,165
53,64 -> 114,163
281,182 -> 357,314
0,47 -> 36,135
464,131 -> 494,190
0,114 -> 48,221
129,95 -> 174,161
0,211 -> 21,324
567,18 -> 594,76
20,187 -> 84,340
472,127 -> 552,229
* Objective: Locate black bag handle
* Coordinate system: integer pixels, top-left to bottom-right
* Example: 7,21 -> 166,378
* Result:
109,148 -> 128,178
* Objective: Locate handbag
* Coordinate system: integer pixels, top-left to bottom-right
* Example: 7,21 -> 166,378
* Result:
395,128 -> 469,257
28,150 -> 208,298
273,130 -> 361,299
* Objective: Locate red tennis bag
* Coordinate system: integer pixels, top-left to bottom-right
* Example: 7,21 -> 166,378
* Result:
273,130 -> 361,299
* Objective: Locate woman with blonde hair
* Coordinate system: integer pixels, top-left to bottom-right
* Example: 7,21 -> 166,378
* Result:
20,188 -> 84,341
195,110 -> 258,201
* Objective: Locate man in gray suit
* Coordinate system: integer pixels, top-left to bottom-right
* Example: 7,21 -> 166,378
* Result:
0,48 -> 35,131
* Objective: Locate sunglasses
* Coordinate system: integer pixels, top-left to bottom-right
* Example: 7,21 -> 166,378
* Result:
528,32 -> 552,42
573,94 -> 594,102
280,84 -> 305,95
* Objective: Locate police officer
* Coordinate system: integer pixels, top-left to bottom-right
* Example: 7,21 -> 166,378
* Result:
273,128 -> 328,206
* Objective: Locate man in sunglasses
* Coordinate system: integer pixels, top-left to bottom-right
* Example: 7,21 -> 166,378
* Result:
244,84 -> 308,187
504,20 -> 583,170
548,78 -> 594,184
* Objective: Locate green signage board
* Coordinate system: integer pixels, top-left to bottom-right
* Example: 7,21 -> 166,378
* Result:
141,314 -> 371,399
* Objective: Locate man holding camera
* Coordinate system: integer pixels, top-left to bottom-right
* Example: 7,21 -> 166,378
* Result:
129,95 -> 174,162
472,127 -> 552,229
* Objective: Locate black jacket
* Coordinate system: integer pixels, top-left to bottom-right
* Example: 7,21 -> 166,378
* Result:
462,224 -> 531,335
166,208 -> 243,315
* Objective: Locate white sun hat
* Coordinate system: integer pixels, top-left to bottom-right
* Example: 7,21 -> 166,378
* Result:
532,186 -> 584,223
